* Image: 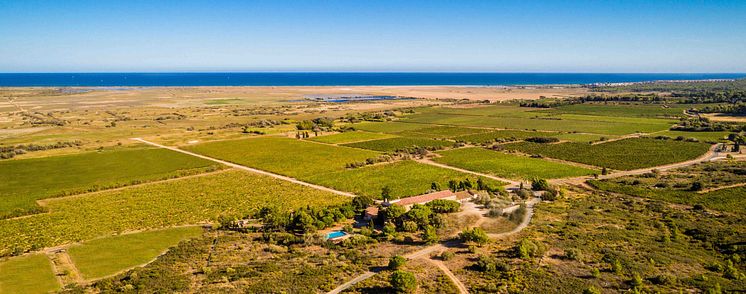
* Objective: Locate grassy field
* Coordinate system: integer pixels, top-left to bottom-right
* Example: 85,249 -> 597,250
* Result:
502,138 -> 711,170
433,148 -> 596,180
184,137 -> 379,178
308,131 -> 397,144
0,147 -> 221,219
343,137 -> 454,152
0,170 -> 347,257
308,161 -> 506,199
68,226 -> 203,280
0,253 -> 58,294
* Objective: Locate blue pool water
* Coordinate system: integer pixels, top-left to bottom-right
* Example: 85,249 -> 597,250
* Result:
0,72 -> 744,87
326,231 -> 347,239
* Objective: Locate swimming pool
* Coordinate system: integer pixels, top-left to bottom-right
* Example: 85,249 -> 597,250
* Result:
326,231 -> 347,239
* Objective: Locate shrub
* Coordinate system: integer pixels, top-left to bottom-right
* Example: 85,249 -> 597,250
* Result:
514,238 -> 544,259
388,255 -> 407,270
531,178 -> 550,191
474,255 -> 509,272
401,221 -> 418,232
440,251 -> 455,261
565,248 -> 582,261
421,225 -> 439,245
583,286 -> 601,294
390,270 -> 417,293
590,268 -> 600,278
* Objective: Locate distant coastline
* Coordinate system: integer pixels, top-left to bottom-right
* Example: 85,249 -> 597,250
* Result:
0,72 -> 744,87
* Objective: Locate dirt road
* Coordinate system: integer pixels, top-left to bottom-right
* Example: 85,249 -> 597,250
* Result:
131,138 -> 356,198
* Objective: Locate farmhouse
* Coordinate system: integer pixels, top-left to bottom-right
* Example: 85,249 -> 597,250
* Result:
387,190 -> 457,210
363,206 -> 379,221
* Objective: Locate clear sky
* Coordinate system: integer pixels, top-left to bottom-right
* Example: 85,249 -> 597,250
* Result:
1,0 -> 745,73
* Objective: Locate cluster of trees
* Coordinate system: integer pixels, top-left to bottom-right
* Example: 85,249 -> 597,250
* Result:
519,93 -> 666,108
0,140 -> 82,159
695,103 -> 746,115
447,177 -> 503,194
671,117 -> 746,132
376,199 -> 462,244
525,137 -> 559,144
341,110 -> 399,123
296,117 -> 334,131
345,154 -> 395,168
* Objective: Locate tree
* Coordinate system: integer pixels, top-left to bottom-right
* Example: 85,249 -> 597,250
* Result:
601,167 -> 608,175
690,181 -> 703,191
292,211 -> 316,233
477,177 -> 486,190
384,205 -> 406,224
421,225 -> 438,244
448,180 -> 458,192
390,270 -> 416,293
388,255 -> 407,270
351,195 -> 374,211
459,227 -> 489,246
381,186 -> 393,202
425,199 -> 460,213
430,182 -> 440,191
406,204 -> 432,227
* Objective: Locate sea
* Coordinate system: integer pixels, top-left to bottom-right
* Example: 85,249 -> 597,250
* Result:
0,72 -> 744,87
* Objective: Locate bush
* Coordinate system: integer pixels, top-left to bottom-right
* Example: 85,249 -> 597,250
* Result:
565,248 -> 582,261
590,268 -> 600,278
421,225 -> 439,244
583,286 -> 601,294
388,255 -> 407,270
459,227 -> 489,246
401,221 -> 418,232
474,255 -> 509,272
440,251 -> 455,261
514,238 -> 544,259
531,178 -> 550,191
390,270 -> 417,293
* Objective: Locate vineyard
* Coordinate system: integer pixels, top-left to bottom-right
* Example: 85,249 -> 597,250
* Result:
67,226 -> 203,280
184,137 -> 379,178
0,147 -> 221,219
394,125 -> 490,138
307,160 -> 507,198
309,131 -> 396,144
342,137 -> 454,152
434,147 -> 596,180
452,130 -> 554,144
502,138 -> 711,170
0,170 -> 347,257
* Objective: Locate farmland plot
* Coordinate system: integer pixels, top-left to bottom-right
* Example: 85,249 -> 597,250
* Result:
0,253 -> 59,294
434,148 -> 596,180
308,131 -> 397,144
0,170 -> 347,257
343,137 -> 454,152
0,147 -> 221,219
502,138 -> 711,170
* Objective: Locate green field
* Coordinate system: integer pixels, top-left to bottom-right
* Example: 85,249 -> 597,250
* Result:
543,103 -> 689,118
502,138 -> 711,170
453,130 -> 556,144
68,226 -> 203,280
433,148 -> 596,180
657,130 -> 732,142
551,132 -> 614,143
351,121 -> 430,133
394,125 -> 491,138
0,170 -> 347,257
184,137 -> 379,178
0,147 -> 221,219
307,160 -> 506,199
343,137 -> 454,152
309,131 -> 397,144
0,253 -> 58,294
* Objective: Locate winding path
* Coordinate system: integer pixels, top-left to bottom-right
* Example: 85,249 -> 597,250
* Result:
131,138 -> 356,198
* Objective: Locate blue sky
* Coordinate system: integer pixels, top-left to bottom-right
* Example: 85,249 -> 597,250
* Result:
1,0 -> 745,72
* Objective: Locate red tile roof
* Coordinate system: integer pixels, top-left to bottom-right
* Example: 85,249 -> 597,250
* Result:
365,206 -> 379,216
394,190 -> 455,206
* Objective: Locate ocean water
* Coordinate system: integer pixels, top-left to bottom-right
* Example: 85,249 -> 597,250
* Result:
0,72 -> 744,87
